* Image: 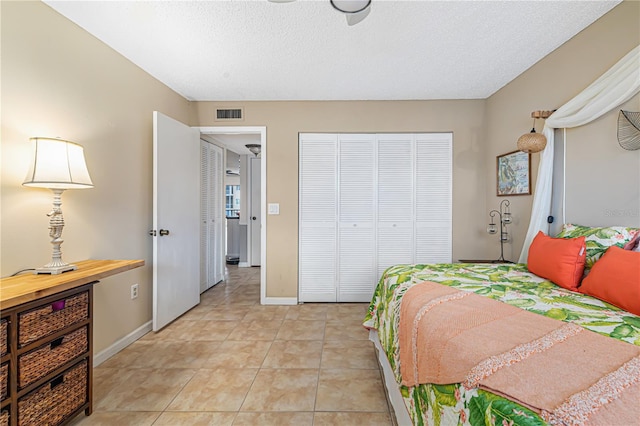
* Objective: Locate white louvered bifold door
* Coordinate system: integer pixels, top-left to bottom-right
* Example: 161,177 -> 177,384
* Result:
200,141 -> 210,293
200,141 -> 225,292
298,132 -> 453,303
415,134 -> 453,263
377,134 -> 415,277
206,144 -> 216,289
299,134 -> 338,302
210,143 -> 225,285
337,134 -> 376,302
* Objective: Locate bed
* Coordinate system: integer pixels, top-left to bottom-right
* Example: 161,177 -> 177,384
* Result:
364,225 -> 640,426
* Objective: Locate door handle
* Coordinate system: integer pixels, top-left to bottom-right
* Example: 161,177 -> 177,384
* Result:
149,230 -> 156,236
252,217 -> 257,220
159,229 -> 170,236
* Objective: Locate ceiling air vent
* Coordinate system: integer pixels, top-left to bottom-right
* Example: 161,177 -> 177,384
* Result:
215,108 -> 243,121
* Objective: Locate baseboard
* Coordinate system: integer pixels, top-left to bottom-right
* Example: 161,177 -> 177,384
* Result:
261,296 -> 298,305
93,320 -> 152,367
238,262 -> 250,268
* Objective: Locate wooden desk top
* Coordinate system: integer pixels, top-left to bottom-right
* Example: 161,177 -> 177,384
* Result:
0,259 -> 144,310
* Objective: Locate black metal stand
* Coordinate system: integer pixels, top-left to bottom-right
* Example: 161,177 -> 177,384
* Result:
487,199 -> 512,262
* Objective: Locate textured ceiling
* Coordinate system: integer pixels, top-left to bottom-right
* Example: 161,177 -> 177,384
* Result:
44,0 -> 620,101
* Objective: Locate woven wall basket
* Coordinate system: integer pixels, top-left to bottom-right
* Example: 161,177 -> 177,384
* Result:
618,110 -> 640,151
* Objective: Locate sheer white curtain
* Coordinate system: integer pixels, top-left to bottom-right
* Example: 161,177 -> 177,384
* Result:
519,45 -> 640,263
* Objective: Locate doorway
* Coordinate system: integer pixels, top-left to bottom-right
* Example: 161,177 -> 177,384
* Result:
198,126 -> 267,304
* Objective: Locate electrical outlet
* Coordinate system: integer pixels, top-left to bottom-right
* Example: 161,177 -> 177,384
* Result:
131,283 -> 139,299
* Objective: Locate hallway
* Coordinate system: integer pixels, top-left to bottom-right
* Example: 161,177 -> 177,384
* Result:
70,265 -> 393,425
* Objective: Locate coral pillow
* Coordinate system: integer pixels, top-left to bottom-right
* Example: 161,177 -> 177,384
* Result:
580,246 -> 640,316
527,231 -> 586,291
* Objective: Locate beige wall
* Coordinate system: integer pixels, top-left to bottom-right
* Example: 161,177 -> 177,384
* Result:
1,1 -> 192,353
565,93 -> 640,227
485,0 -> 640,260
193,101 -> 487,297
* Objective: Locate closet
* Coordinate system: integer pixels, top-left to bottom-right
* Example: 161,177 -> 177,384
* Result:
200,140 -> 224,292
299,133 -> 452,302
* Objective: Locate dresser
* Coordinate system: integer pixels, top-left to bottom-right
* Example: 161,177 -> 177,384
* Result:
0,259 -> 144,426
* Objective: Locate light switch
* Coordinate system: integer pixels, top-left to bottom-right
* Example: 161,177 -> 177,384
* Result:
268,203 -> 280,215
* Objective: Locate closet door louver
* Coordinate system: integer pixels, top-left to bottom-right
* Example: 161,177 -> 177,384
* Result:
299,134 -> 338,302
415,134 -> 452,263
377,134 -> 414,277
338,134 -> 376,302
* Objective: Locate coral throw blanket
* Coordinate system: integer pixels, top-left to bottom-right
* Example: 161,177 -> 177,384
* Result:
398,282 -> 640,426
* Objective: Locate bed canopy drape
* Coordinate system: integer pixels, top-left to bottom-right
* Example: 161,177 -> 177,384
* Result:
519,45 -> 640,263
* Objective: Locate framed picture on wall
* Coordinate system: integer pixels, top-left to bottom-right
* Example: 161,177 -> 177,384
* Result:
496,150 -> 531,196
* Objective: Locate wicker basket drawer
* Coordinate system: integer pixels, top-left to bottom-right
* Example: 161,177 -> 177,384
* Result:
18,292 -> 89,348
0,408 -> 8,426
0,318 -> 7,356
0,362 -> 7,401
18,326 -> 88,389
18,360 -> 87,426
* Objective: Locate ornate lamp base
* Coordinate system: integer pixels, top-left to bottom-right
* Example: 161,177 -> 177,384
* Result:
35,263 -> 77,275
35,188 -> 77,275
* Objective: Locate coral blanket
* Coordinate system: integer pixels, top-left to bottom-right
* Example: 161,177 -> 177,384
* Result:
398,281 -> 640,425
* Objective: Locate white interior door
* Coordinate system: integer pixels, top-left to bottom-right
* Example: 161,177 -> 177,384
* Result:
212,145 -> 225,283
338,134 -> 376,302
377,134 -> 414,276
153,111 -> 200,331
200,141 -> 210,293
250,157 -> 261,266
299,134 -> 337,302
200,141 -> 224,292
415,133 -> 452,263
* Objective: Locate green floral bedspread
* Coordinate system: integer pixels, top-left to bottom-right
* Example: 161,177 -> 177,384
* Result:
363,263 -> 640,426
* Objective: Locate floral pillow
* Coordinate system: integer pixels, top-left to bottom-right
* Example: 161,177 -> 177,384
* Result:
556,224 -> 639,270
623,231 -> 640,251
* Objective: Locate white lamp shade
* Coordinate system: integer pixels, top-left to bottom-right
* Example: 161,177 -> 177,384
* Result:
23,137 -> 94,189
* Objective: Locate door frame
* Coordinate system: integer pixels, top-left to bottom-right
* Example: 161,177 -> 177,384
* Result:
198,126 -> 268,304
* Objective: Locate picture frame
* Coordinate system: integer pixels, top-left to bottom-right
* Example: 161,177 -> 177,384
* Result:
496,150 -> 531,196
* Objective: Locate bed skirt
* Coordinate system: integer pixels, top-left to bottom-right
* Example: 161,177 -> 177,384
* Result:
369,329 -> 412,426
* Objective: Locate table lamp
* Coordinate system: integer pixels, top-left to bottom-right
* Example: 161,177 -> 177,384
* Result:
23,137 -> 93,274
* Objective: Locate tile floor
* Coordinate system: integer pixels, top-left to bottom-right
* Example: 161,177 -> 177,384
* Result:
70,265 -> 394,425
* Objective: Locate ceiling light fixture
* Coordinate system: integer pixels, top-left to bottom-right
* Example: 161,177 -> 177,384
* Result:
270,0 -> 372,26
517,110 -> 553,153
245,144 -> 261,157
330,0 -> 371,14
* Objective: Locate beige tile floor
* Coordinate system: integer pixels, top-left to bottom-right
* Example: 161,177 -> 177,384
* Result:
70,265 -> 393,425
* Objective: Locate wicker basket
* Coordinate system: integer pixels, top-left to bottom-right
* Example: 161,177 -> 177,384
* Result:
0,319 -> 7,356
19,327 -> 88,388
0,363 -> 7,401
0,409 -> 8,426
18,292 -> 89,348
18,360 -> 87,426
